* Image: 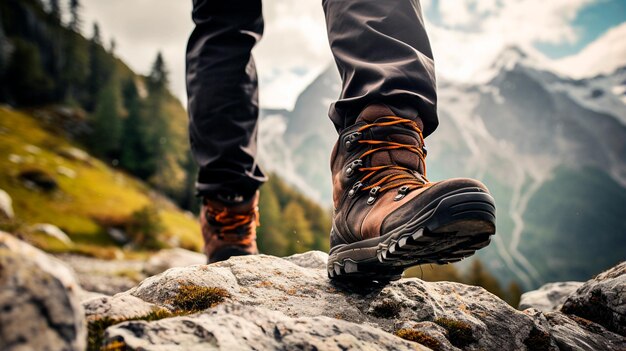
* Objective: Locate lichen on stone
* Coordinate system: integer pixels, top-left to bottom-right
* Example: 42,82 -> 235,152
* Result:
395,328 -> 443,351
434,317 -> 476,348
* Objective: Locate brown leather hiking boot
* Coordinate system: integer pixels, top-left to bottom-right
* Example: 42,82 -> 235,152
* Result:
201,191 -> 259,263
328,104 -> 496,282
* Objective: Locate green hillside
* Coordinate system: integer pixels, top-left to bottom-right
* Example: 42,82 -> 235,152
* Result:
0,106 -> 201,256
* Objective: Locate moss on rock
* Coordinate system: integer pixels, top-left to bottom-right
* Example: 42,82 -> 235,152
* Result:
434,317 -> 476,348
395,328 -> 443,351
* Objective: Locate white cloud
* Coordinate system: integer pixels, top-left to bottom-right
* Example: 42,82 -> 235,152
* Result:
428,0 -> 595,81
552,22 -> 626,78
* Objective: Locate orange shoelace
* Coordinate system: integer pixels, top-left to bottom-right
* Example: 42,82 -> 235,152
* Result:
205,206 -> 259,245
353,116 -> 429,202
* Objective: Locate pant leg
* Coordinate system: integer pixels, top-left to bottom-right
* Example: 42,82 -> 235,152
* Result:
186,0 -> 266,200
322,0 -> 438,136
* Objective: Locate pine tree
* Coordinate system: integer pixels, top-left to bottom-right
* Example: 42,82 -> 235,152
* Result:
109,38 -> 116,55
87,22 -> 109,110
283,201 -> 314,255
465,260 -> 505,298
68,0 -> 81,32
119,78 -> 155,177
258,187 -> 288,256
89,74 -> 123,157
49,0 -> 61,22
91,22 -> 101,44
148,51 -> 168,93
144,52 -> 171,179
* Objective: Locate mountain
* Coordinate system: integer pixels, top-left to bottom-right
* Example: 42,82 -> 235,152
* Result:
259,45 -> 626,290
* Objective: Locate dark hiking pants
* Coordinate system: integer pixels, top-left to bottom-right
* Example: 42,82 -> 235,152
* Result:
186,0 -> 437,200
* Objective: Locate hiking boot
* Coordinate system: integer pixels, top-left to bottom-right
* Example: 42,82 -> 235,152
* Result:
201,191 -> 259,263
328,104 -> 496,282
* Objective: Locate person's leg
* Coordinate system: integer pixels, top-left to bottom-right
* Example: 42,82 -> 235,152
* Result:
187,0 -> 266,202
322,0 -> 437,136
186,0 -> 265,262
322,0 -> 496,282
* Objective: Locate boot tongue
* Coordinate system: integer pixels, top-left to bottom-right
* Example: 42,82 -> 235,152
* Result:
357,104 -> 425,176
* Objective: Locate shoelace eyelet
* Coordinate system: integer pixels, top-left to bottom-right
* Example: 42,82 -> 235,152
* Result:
348,181 -> 363,198
366,186 -> 381,205
345,159 -> 363,177
344,132 -> 362,150
394,185 -> 411,201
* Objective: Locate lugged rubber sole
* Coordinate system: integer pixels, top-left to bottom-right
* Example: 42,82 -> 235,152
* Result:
327,191 -> 496,283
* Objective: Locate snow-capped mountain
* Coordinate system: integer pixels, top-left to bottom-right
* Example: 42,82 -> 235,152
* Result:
258,45 -> 626,290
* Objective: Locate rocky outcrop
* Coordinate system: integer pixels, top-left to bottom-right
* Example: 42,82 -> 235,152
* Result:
96,252 -> 625,351
0,232 -> 86,351
561,261 -> 626,337
1,233 -> 624,351
519,281 -> 583,312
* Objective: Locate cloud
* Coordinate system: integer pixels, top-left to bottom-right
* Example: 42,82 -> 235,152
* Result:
552,22 -> 626,78
427,0 -> 595,81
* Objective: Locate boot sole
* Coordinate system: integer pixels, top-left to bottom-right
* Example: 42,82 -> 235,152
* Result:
327,190 -> 496,283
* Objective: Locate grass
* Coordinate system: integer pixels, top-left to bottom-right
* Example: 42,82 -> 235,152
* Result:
168,284 -> 230,312
0,106 -> 202,256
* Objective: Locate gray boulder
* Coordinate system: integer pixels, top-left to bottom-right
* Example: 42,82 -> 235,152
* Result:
103,304 -> 431,351
83,293 -> 162,321
561,261 -> 626,336
0,232 -> 86,351
519,281 -> 583,312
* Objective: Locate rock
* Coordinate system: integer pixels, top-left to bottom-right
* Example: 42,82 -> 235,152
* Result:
143,247 -> 206,276
24,144 -> 41,154
56,165 -> 76,178
84,293 -> 162,321
103,304 -> 431,351
55,253 -> 145,295
561,261 -> 626,337
31,223 -> 73,245
0,232 -> 86,351
544,312 -> 626,351
107,227 -> 128,244
0,188 -> 14,219
284,250 -> 329,269
57,146 -> 92,164
8,153 -> 23,163
125,254 -> 579,350
519,281 -> 583,312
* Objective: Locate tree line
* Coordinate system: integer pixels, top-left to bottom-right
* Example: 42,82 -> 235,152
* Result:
0,0 -> 197,211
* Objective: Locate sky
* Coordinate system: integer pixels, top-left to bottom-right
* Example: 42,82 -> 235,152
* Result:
77,0 -> 626,110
